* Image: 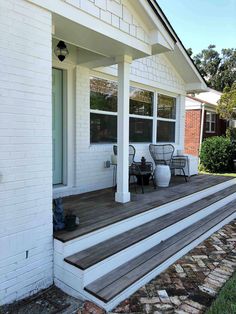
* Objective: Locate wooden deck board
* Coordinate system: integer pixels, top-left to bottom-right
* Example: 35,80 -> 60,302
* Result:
65,184 -> 236,269
54,175 -> 233,242
85,200 -> 236,302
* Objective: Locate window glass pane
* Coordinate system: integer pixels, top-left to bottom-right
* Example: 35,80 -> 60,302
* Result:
211,113 -> 216,122
90,113 -> 117,143
206,121 -> 210,132
211,122 -> 216,132
157,94 -> 176,119
206,112 -> 211,122
157,121 -> 175,142
129,87 -> 153,116
129,118 -> 152,142
90,77 -> 117,112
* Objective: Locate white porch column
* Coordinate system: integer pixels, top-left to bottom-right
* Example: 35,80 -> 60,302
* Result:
115,55 -> 132,203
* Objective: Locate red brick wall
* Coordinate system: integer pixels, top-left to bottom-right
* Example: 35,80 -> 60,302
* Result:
184,109 -> 202,156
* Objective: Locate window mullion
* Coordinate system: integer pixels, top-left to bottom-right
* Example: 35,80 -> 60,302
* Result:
90,109 -> 117,116
153,92 -> 158,143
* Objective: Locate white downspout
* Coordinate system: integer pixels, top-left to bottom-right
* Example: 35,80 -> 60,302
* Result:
199,103 -> 205,153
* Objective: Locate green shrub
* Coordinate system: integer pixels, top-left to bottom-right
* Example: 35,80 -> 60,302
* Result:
200,136 -> 235,173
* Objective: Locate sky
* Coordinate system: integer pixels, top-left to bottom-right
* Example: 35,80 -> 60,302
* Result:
157,0 -> 236,55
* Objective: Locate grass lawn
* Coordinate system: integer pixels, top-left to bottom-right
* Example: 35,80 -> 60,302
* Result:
206,272 -> 236,314
200,171 -> 236,177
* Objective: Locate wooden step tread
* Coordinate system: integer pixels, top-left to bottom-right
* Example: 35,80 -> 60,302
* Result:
65,185 -> 236,270
85,201 -> 236,302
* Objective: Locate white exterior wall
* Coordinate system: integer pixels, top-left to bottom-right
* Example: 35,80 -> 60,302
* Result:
63,0 -> 150,43
0,0 -> 53,305
53,44 -> 186,197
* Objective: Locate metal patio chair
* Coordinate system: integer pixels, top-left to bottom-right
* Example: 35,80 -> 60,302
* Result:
149,144 -> 188,182
112,144 -> 136,187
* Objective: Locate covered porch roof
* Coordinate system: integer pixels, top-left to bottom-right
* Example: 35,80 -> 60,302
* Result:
29,0 -> 207,92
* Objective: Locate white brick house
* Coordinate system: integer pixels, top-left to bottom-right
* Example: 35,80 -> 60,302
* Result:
0,0 -> 211,308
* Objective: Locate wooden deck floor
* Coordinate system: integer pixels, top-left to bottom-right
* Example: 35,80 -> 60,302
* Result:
54,174 -> 232,242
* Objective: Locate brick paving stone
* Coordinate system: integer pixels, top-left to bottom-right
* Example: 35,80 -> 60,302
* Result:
175,264 -> 184,273
140,297 -> 160,304
112,220 -> 236,314
178,303 -> 200,313
170,296 -> 182,306
184,300 -> 204,311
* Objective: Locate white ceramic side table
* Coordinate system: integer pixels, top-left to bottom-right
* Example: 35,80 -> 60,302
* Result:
154,164 -> 171,187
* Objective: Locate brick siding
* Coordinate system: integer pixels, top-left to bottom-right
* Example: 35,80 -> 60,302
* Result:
0,0 -> 53,305
184,110 -> 202,156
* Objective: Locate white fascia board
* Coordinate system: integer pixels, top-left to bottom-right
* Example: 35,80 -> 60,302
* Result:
186,82 -> 209,93
176,43 -> 208,88
185,98 -> 202,110
204,104 -> 217,112
27,0 -> 151,56
185,105 -> 202,110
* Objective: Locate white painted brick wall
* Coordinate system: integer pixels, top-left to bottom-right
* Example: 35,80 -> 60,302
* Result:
0,0 -> 53,305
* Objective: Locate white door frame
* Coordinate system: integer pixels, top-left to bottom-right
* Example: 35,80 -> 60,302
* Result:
52,59 -> 75,194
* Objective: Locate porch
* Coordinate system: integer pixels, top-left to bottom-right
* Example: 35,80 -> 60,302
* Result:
54,174 -> 236,311
54,174 -> 233,242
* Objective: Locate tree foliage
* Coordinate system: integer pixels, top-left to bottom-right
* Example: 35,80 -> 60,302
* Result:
188,45 -> 236,92
217,83 -> 236,121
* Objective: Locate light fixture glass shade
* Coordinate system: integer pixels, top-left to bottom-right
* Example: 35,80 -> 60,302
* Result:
54,41 -> 69,62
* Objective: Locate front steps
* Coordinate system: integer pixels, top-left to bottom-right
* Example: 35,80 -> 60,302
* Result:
54,178 -> 236,311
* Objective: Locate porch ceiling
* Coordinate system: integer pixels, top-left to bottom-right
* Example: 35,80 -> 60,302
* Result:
52,13 -> 150,65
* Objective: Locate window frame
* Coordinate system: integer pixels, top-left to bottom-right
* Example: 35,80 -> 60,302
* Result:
89,75 -> 178,145
90,76 -> 118,144
129,86 -> 154,143
156,94 -> 177,143
205,111 -> 216,133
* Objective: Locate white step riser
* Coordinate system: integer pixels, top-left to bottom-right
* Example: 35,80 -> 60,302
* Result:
82,193 -> 236,284
54,264 -> 84,293
55,179 -> 236,258
83,212 -> 236,312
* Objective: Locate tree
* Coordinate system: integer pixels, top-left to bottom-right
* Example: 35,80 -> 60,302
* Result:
217,83 -> 236,121
188,45 -> 236,92
217,83 -> 236,138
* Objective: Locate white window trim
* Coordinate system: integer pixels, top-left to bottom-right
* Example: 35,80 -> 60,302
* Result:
156,94 -> 177,143
90,109 -> 118,116
206,111 -> 216,133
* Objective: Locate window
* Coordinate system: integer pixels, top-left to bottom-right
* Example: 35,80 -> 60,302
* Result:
157,94 -> 176,143
206,112 -> 216,133
90,77 -> 178,144
129,87 -> 153,142
90,77 -> 118,143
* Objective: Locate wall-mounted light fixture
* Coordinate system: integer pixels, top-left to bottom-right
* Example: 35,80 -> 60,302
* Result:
54,40 -> 69,62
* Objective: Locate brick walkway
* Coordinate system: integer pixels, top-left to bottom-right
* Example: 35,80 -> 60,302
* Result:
111,219 -> 236,314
